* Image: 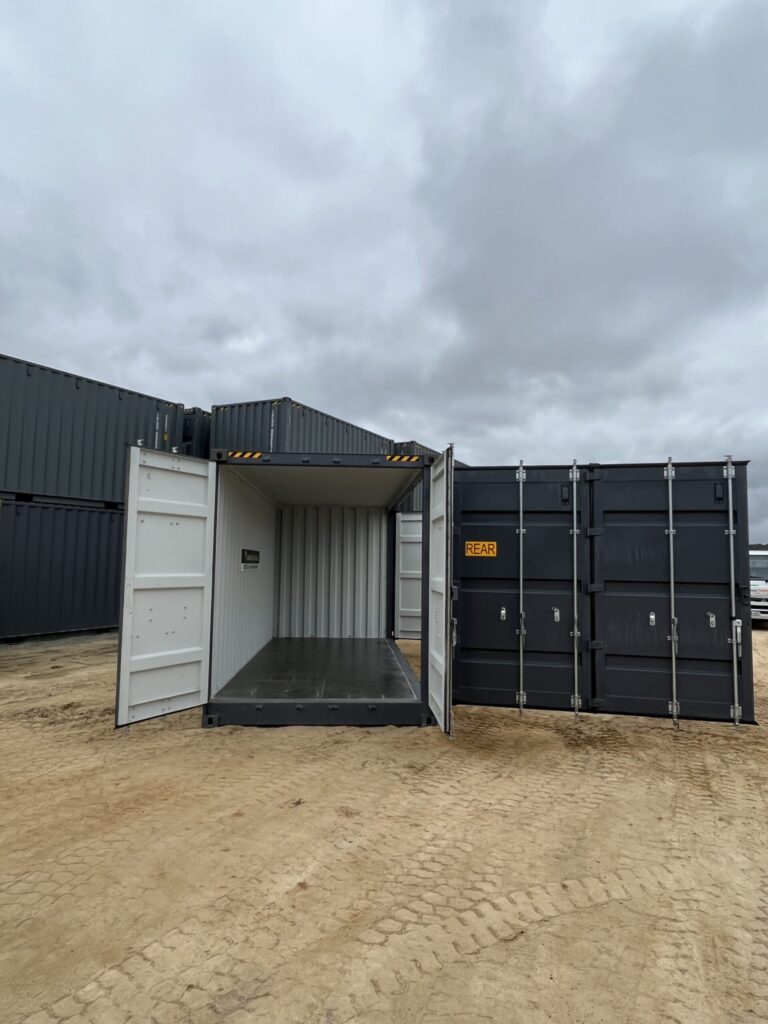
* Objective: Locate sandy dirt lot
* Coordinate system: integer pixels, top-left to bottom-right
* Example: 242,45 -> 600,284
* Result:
1,631 -> 767,1024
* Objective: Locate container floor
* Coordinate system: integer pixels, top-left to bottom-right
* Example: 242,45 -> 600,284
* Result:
213,638 -> 420,702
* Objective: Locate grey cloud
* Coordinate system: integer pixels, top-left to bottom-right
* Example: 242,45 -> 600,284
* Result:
0,1 -> 767,537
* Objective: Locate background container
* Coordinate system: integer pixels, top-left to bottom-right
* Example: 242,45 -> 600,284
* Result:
211,397 -> 395,455
0,354 -> 185,504
182,407 -> 212,459
395,441 -> 439,514
0,500 -> 123,639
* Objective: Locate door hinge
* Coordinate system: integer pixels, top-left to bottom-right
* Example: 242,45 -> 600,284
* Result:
450,618 -> 458,648
587,527 -> 604,537
587,583 -> 604,593
451,585 -> 459,602
589,640 -> 605,651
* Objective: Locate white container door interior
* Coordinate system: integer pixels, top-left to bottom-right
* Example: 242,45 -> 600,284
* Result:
428,446 -> 454,733
116,448 -> 216,726
396,512 -> 423,639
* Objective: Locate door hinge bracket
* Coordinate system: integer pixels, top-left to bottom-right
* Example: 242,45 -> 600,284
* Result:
587,527 -> 604,537
589,640 -> 605,651
587,583 -> 604,593
723,464 -> 736,479
730,704 -> 742,722
515,691 -> 527,706
571,694 -> 583,709
668,700 -> 680,717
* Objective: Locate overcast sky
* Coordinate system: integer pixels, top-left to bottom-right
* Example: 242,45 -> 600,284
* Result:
1,1 -> 767,535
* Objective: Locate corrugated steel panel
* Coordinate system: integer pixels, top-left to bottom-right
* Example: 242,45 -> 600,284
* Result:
208,467 -> 275,697
0,500 -> 123,638
395,440 -> 438,458
0,354 -> 185,502
210,399 -> 279,453
211,397 -> 394,455
183,407 -> 211,459
453,460 -> 754,724
277,505 -> 387,638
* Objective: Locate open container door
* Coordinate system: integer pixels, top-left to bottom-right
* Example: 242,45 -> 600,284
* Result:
428,446 -> 454,733
116,448 -> 216,726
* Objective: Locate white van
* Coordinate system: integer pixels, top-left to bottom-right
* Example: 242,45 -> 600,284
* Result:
749,549 -> 768,621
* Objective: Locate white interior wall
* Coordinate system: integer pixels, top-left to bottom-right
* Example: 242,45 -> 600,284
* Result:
210,468 -> 276,696
276,506 -> 388,638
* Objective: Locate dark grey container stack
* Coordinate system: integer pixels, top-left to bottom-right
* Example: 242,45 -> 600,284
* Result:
182,407 -> 212,459
0,354 -> 185,639
211,397 -> 395,455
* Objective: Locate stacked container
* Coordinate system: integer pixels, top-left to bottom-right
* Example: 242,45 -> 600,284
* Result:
0,355 -> 185,639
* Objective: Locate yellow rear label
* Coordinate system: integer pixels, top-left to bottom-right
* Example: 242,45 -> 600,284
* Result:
465,540 -> 497,557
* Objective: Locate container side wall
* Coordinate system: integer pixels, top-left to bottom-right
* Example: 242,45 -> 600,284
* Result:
210,469 -> 277,695
276,505 -> 388,638
0,355 -> 184,503
211,398 -> 394,455
210,401 -> 279,452
0,501 -> 123,638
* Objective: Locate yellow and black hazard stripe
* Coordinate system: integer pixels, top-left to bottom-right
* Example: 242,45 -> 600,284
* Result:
386,454 -> 421,462
227,451 -> 263,460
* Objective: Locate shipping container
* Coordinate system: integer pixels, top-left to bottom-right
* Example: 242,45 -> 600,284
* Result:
114,452 -> 753,732
0,500 -> 123,639
452,459 -> 754,725
115,446 -> 453,730
211,397 -> 394,455
182,407 -> 211,459
0,354 -> 185,503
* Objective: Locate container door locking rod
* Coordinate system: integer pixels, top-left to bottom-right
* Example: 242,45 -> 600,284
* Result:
516,460 -> 526,712
724,455 -> 741,726
664,458 -> 680,728
570,461 -> 581,716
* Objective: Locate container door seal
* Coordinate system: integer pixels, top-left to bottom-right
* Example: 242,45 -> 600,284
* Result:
428,445 -> 454,734
115,448 -> 216,726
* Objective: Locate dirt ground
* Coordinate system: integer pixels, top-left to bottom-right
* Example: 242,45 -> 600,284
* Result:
1,634 -> 768,1024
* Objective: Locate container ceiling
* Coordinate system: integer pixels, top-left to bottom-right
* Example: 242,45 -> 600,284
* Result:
229,464 -> 421,508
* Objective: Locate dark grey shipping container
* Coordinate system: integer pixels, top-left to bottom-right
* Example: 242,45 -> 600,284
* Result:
453,459 -> 754,725
0,500 -> 123,639
211,397 -> 394,455
0,354 -> 185,503
183,407 -> 212,459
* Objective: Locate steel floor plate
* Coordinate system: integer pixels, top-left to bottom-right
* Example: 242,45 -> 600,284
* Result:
213,638 -> 419,702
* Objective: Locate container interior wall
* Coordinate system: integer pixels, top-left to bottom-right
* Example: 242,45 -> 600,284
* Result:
276,506 -> 388,638
210,469 -> 277,696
